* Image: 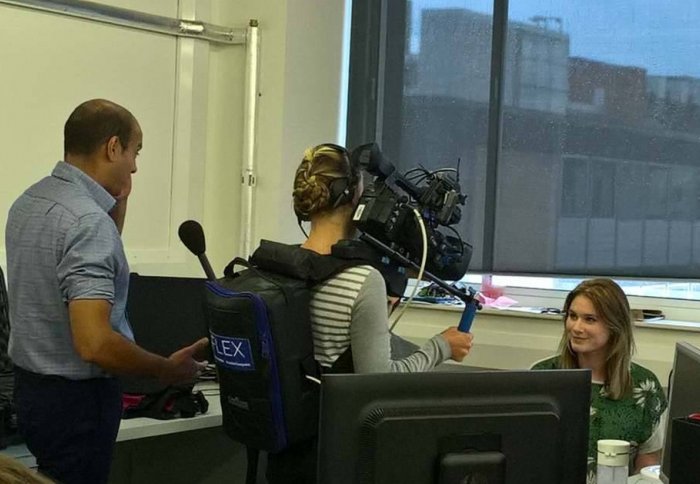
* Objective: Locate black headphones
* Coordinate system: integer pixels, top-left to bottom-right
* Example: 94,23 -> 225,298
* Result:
314,143 -> 360,210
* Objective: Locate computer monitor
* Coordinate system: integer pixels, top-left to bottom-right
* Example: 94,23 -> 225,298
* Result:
660,341 -> 700,483
318,370 -> 591,484
120,273 -> 210,394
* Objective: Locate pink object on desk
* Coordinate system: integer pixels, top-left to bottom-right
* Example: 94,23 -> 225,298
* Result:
480,275 -> 504,299
476,293 -> 518,309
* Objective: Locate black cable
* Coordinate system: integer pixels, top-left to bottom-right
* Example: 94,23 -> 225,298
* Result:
297,219 -> 309,238
444,224 -> 465,256
429,168 -> 458,174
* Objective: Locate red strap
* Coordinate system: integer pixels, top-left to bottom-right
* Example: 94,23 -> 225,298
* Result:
122,393 -> 146,411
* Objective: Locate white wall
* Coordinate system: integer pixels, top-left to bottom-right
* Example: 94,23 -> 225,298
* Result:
205,0 -> 350,271
0,0 -> 350,277
0,0 -> 180,269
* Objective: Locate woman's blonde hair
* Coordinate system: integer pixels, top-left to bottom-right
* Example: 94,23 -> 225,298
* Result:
292,144 -> 360,221
0,454 -> 54,484
556,278 -> 635,400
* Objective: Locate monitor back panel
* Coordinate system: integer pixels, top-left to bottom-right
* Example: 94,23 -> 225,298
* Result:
120,273 -> 209,394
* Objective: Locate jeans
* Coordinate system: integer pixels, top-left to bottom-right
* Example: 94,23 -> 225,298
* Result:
14,366 -> 122,484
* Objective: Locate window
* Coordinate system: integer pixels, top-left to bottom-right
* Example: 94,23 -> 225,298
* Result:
590,161 -> 615,218
561,157 -> 588,217
348,1 -> 700,292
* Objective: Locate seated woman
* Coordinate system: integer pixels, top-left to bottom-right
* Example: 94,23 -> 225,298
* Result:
531,278 -> 667,481
267,143 -> 475,483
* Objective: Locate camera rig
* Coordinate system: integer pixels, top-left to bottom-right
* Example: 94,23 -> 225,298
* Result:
349,143 -> 479,331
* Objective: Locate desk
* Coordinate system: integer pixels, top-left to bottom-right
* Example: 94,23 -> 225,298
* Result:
2,383 -> 257,484
8,378 -> 650,483
629,477 -> 654,483
2,383 -> 221,461
109,382 -> 255,484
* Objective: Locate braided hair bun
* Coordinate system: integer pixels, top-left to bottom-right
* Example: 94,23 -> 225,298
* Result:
293,144 -> 358,221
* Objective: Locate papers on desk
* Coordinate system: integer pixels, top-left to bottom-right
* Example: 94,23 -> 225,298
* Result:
477,294 -> 518,309
631,309 -> 665,322
411,296 -> 462,305
499,306 -> 563,315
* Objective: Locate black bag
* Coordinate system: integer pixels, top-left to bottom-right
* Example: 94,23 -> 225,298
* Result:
122,385 -> 209,420
205,240 -> 362,453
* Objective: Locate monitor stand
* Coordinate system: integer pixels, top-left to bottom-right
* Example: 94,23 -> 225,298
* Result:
439,451 -> 506,484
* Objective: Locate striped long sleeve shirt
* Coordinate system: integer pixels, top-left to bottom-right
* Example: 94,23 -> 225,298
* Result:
310,265 -> 450,373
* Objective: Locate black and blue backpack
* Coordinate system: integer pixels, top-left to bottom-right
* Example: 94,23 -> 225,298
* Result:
205,239 -> 405,455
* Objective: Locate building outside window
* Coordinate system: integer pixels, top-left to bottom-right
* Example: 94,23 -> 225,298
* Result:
347,1 -> 700,307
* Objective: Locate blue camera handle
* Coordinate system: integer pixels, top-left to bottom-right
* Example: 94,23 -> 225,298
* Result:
356,233 -> 481,332
458,287 -> 478,333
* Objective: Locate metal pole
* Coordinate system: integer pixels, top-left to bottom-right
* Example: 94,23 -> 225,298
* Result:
240,19 -> 261,258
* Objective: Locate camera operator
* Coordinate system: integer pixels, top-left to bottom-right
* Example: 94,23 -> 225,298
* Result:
265,143 -> 475,484
293,143 -> 473,372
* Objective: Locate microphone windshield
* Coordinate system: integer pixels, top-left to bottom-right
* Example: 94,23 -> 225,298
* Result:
178,220 -> 206,255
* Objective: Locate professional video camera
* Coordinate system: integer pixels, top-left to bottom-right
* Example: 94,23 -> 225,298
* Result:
350,143 -> 473,281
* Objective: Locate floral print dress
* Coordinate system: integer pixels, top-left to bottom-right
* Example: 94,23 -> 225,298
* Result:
532,357 -> 668,483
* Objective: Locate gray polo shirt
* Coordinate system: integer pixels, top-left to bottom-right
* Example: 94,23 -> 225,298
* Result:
6,161 -> 134,379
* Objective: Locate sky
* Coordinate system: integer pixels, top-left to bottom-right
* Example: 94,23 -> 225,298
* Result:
409,0 -> 700,78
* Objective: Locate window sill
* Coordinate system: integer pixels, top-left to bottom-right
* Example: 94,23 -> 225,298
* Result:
408,279 -> 700,324
401,301 -> 700,333
633,318 -> 700,332
395,301 -> 700,382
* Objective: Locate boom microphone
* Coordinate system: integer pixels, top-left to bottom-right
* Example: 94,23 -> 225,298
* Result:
178,220 -> 216,281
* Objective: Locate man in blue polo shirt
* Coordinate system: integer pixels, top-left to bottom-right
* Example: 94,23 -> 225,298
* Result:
5,99 -> 209,484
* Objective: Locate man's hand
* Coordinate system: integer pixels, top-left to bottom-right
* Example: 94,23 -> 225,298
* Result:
440,327 -> 474,362
115,174 -> 132,201
110,176 -> 131,234
159,338 -> 210,385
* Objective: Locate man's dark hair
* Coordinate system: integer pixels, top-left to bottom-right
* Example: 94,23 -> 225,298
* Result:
64,99 -> 136,156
